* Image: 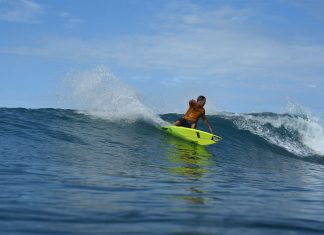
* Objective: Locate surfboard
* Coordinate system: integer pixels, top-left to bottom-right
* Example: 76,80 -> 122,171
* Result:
162,125 -> 222,146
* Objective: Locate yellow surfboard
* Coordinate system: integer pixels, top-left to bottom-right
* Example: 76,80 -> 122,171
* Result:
162,125 -> 222,146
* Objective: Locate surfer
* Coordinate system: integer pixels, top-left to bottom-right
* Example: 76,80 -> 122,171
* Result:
174,95 -> 213,133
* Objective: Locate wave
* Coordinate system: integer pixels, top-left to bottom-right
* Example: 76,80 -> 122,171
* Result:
1,107 -> 324,159
3,94 -> 324,161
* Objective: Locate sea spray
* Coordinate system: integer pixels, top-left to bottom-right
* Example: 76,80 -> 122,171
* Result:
58,66 -> 168,126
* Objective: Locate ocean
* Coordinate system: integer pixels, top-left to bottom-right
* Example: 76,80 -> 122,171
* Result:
1,107 -> 324,235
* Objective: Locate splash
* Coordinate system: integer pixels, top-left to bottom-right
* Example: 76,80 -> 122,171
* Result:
58,66 -> 168,126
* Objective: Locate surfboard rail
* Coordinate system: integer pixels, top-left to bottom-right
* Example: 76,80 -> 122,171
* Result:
162,125 -> 222,146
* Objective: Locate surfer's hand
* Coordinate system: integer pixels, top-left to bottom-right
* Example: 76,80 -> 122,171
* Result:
189,99 -> 196,106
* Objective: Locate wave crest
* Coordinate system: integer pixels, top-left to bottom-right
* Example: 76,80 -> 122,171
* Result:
220,111 -> 324,156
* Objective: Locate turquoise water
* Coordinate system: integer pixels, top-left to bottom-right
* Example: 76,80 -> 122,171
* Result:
1,108 -> 324,234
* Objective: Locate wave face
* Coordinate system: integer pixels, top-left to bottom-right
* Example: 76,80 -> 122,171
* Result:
1,108 -> 324,234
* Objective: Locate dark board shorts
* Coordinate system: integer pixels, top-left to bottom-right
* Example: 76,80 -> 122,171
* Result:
177,118 -> 195,128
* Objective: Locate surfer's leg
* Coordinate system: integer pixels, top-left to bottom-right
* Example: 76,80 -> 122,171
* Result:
190,123 -> 197,129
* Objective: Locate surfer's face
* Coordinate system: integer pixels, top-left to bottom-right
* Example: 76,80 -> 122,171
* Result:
197,99 -> 206,107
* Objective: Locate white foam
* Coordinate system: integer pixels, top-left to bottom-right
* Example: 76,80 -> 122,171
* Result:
220,105 -> 324,157
58,66 -> 168,126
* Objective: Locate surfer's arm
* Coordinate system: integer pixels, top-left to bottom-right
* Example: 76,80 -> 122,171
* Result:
202,111 -> 213,133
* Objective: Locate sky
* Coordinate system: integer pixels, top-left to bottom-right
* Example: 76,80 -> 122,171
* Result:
1,0 -> 324,116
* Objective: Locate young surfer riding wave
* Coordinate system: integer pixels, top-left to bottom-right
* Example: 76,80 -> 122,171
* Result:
174,95 -> 213,133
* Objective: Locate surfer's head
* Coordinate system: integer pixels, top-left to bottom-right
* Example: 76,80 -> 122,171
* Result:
197,95 -> 206,106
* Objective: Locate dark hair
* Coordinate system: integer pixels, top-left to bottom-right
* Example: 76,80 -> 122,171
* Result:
197,95 -> 206,101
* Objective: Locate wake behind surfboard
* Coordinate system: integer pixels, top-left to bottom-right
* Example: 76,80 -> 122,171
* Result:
162,125 -> 222,146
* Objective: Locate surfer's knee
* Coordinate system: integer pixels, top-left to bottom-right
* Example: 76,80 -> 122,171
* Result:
174,120 -> 181,126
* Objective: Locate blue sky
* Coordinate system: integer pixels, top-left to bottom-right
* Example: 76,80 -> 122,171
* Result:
1,0 -> 324,115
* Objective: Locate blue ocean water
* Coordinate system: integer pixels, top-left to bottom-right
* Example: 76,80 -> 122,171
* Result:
1,107 -> 324,235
